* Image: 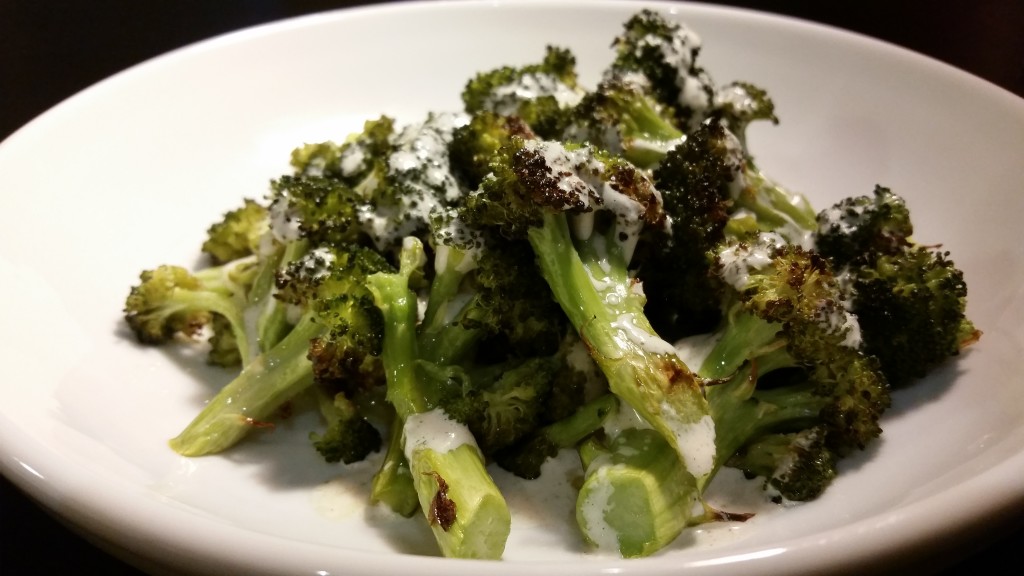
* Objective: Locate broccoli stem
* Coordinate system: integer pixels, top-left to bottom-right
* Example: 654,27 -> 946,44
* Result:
705,355 -> 823,471
246,239 -> 309,353
493,393 -> 619,480
698,309 -> 784,380
366,238 -> 511,559
168,312 -> 321,456
370,419 -> 419,518
526,212 -> 716,487
736,168 -> 818,240
544,393 -> 620,449
416,244 -> 485,366
576,428 -> 702,558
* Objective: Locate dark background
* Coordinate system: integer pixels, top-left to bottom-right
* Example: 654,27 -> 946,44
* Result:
1,1 -> 1022,574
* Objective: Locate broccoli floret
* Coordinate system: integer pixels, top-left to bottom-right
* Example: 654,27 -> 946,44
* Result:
201,198 -> 270,265
560,74 -> 684,169
438,356 -> 559,456
815,186 -> 981,388
291,115 -> 395,189
449,111 -> 537,191
727,427 -> 837,502
698,232 -> 890,477
847,245 -> 980,388
815,185 -> 914,266
711,81 -> 779,150
168,243 -> 392,457
309,385 -> 382,464
461,45 -> 583,139
606,9 -> 716,131
123,261 -> 257,366
463,136 -> 715,489
268,175 -> 367,247
494,393 -> 619,480
639,118 -> 738,339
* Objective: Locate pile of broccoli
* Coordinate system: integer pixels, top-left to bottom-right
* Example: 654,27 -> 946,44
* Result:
122,9 -> 980,560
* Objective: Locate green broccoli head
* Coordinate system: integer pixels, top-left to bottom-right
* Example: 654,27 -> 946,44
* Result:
466,138 -> 666,250
849,245 -> 980,388
728,428 -> 837,502
460,233 -> 567,358
310,388 -> 382,464
712,81 -> 779,149
607,9 -> 715,130
448,111 -> 537,191
124,265 -> 214,344
640,118 -> 739,339
275,243 -> 392,360
291,115 -> 395,189
703,232 -> 891,461
461,45 -> 582,139
561,74 -> 684,169
439,357 -> 558,456
815,185 -> 914,267
201,198 -> 269,265
267,175 -> 366,247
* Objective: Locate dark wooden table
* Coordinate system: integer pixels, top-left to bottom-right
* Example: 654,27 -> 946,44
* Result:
2,1 -> 1022,574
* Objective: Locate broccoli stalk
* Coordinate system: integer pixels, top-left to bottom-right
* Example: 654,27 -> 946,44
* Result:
560,74 -> 684,169
124,261 -> 257,367
370,418 -> 419,518
465,137 -> 717,499
575,427 -> 705,558
168,244 -> 390,456
366,237 -> 511,560
168,312 -> 320,455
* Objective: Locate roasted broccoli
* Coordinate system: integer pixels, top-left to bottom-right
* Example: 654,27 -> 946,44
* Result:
816,186 -> 981,387
560,74 -> 684,169
461,45 -> 583,139
121,8 -> 981,563
168,243 -> 391,456
123,260 -> 257,366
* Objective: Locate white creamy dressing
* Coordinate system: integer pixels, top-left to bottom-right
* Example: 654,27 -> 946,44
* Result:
818,302 -> 864,349
484,73 -> 583,116
717,232 -> 862,348
358,112 -> 468,250
601,400 -> 653,436
575,463 -> 622,551
713,82 -> 755,112
528,139 -> 660,264
402,408 -> 479,461
674,331 -> 723,370
659,407 -> 717,480
268,193 -> 303,243
338,143 -> 366,178
716,231 -> 786,290
636,26 -> 713,123
816,200 -> 868,236
610,313 -> 678,356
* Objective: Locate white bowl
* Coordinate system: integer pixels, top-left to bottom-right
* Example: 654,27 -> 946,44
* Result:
1,1 -> 1022,574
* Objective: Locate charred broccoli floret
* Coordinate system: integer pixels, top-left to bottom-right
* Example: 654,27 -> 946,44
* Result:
816,186 -> 981,387
168,243 -> 391,456
461,45 -> 583,139
560,74 -> 684,169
